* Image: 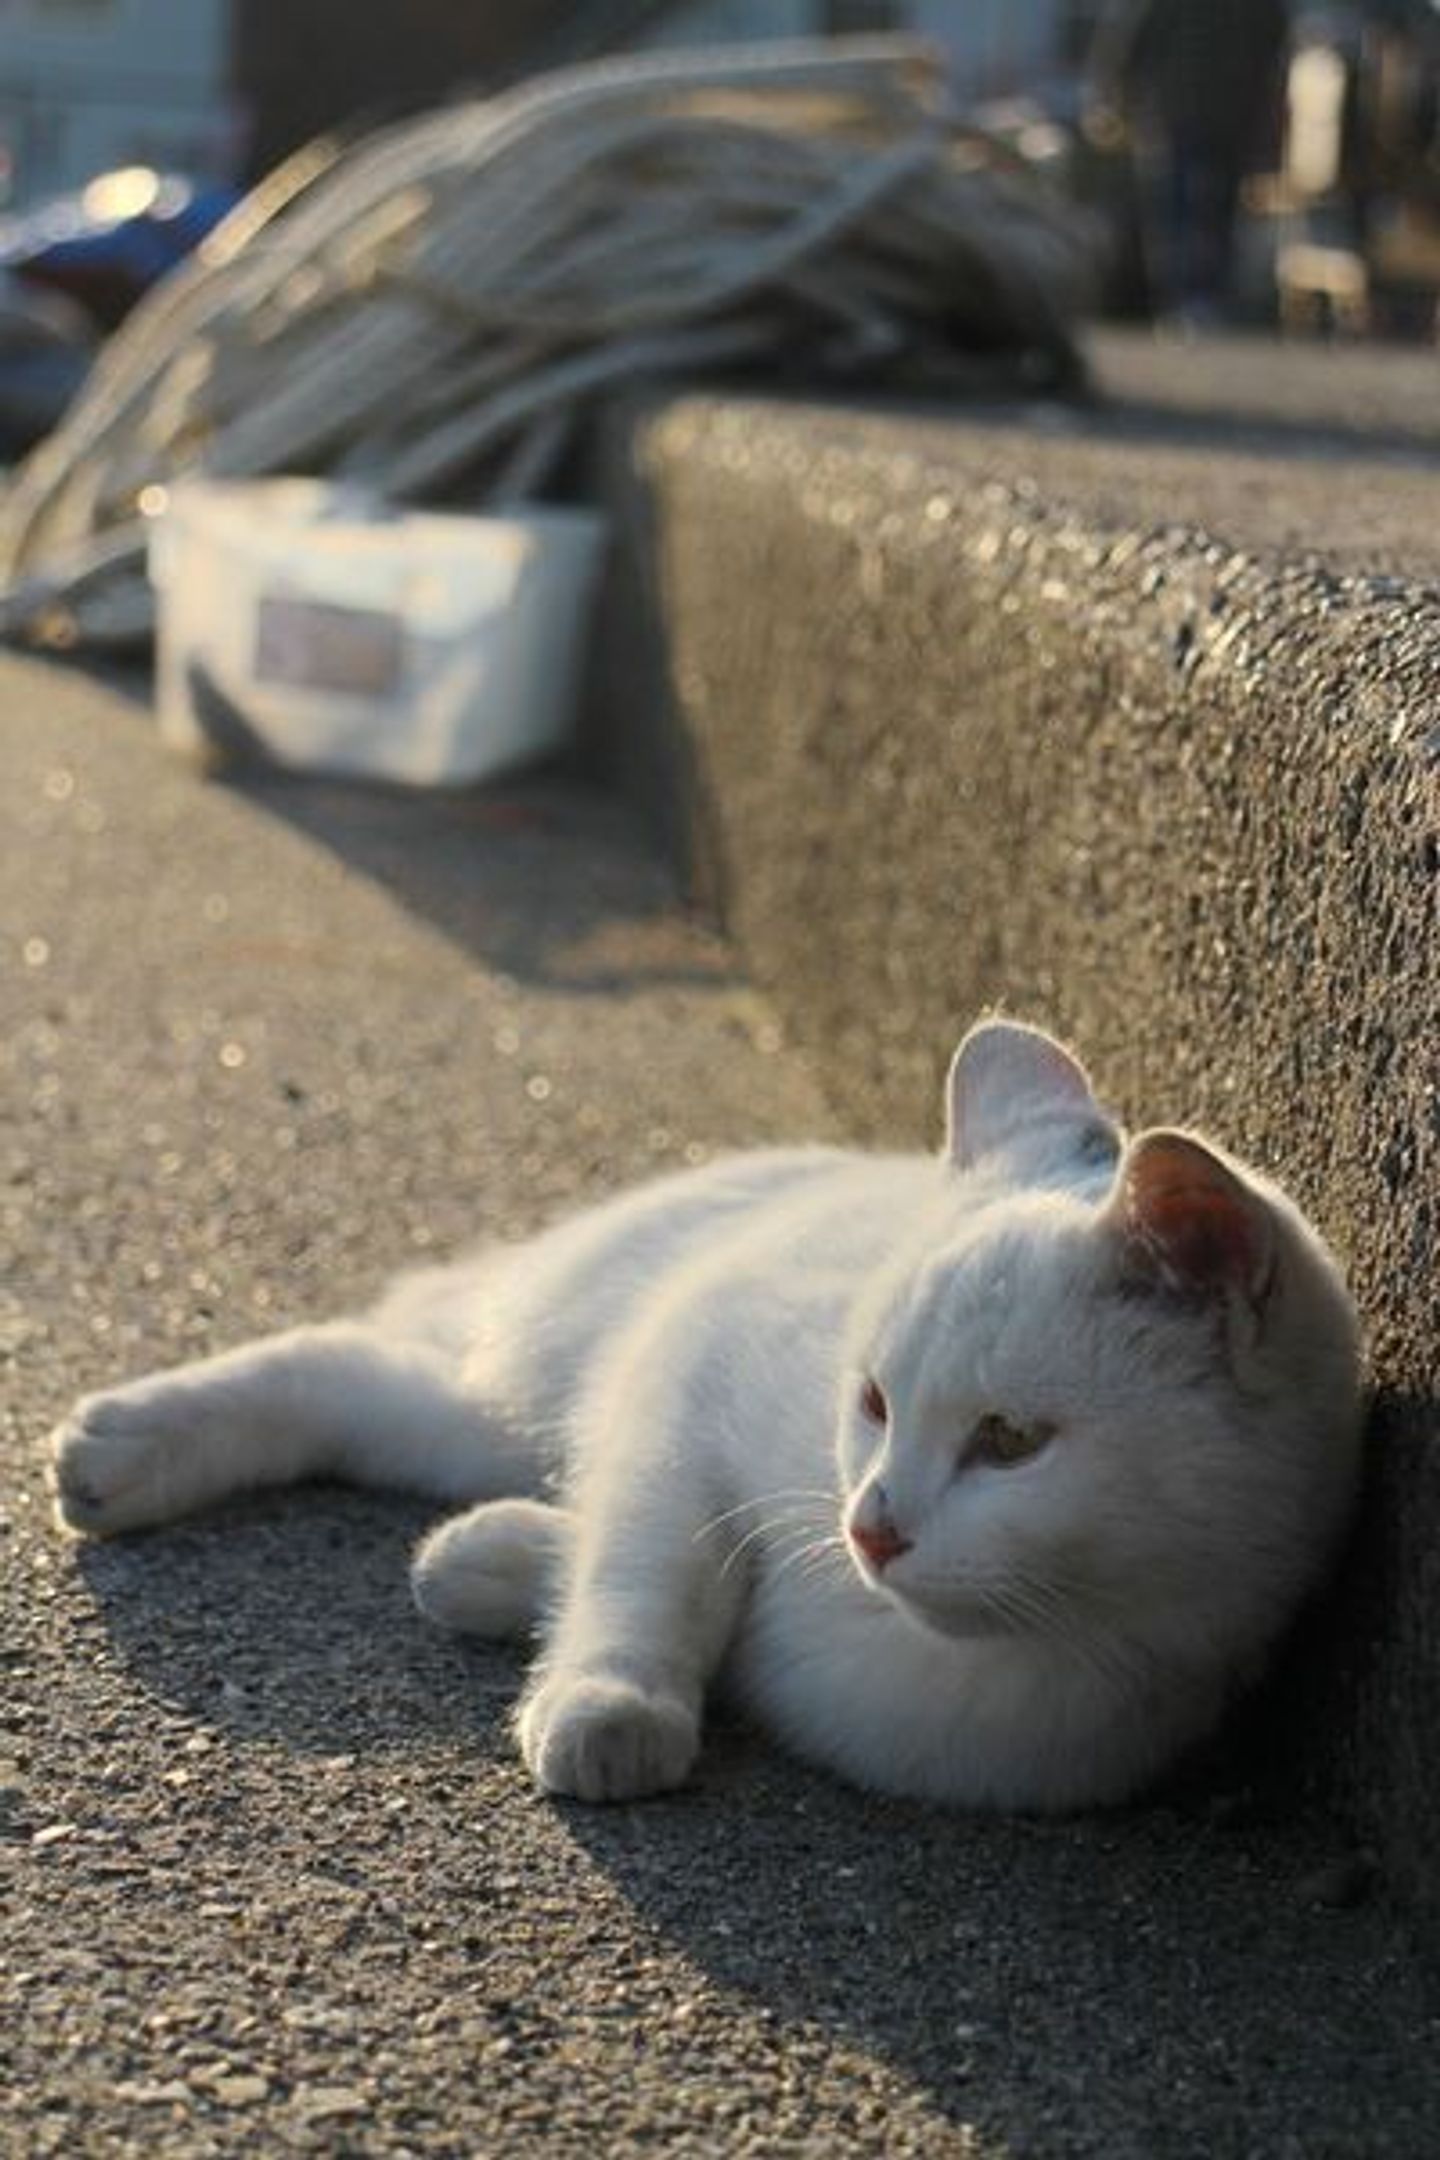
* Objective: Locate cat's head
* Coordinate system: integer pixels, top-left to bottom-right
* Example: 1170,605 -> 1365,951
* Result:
838,1019 -> 1364,1682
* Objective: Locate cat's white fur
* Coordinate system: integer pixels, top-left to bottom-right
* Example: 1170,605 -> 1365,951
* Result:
50,1021 -> 1364,1809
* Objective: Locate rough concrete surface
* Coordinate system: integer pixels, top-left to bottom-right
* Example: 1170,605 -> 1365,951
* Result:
5,652 -> 1439,2156
593,362 -> 1440,1961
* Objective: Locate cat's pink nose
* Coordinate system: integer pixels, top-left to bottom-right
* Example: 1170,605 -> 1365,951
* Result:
850,1518 -> 912,1572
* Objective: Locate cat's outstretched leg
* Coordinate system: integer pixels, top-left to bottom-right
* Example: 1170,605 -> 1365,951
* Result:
411,1498 -> 572,1638
50,1322 -> 536,1537
515,1356 -> 748,1802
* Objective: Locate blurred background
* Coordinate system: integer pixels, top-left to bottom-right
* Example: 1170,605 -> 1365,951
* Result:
2,0 -> 1438,463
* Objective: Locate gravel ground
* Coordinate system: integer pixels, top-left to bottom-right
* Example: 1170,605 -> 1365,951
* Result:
3,653 -> 1438,2158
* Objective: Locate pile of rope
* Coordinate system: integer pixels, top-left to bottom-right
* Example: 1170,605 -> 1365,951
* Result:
0,39 -> 1096,648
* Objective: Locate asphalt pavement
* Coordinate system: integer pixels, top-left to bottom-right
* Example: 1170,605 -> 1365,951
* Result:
4,652 -> 1438,2157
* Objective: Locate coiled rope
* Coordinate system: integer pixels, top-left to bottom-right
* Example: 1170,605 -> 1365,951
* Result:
0,39 -> 1095,648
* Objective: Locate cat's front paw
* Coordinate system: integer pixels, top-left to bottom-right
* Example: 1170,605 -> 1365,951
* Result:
517,1672 -> 698,1803
49,1388 -> 199,1537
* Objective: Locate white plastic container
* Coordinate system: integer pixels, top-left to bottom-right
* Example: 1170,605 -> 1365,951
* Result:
148,478 -> 605,786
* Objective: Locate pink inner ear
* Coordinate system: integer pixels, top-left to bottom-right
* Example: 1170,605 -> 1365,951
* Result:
1121,1133 -> 1272,1303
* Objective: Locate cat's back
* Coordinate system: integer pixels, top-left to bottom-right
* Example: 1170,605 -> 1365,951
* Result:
382,1144 -> 932,1426
478,1140 -> 946,1475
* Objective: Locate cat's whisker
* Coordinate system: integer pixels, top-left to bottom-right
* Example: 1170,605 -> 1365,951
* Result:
980,1573 -> 1074,1642
986,1571 -> 1145,1696
692,1488 -> 837,1545
717,1514 -> 831,1582
770,1533 -> 849,1588
801,1554 -> 852,1590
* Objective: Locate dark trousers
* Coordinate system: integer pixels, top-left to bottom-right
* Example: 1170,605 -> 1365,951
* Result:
1135,124 -> 1245,315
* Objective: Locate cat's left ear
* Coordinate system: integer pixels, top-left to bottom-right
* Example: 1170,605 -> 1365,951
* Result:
945,1019 -> 1101,1168
1105,1129 -> 1276,1313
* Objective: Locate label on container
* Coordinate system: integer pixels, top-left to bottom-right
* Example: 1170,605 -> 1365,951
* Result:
254,594 -> 404,697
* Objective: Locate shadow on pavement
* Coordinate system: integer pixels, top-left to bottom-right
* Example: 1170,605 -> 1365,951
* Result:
559,1737 -> 1440,2158
72,1489 -> 525,1760
234,768 -> 738,997
69,1479 -> 1440,2158
39,650 -> 736,997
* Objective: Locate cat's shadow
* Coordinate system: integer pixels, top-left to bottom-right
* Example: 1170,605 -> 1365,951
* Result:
71,1483 -> 1439,2156
71,1488 -> 522,1758
554,1733 -> 1440,2153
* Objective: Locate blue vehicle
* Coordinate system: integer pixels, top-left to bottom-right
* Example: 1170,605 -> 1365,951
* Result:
0,166 -> 237,454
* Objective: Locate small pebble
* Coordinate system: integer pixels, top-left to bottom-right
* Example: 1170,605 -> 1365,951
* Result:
31,1822 -> 77,1848
115,2080 -> 190,2107
294,2085 -> 368,2120
204,2073 -> 270,2108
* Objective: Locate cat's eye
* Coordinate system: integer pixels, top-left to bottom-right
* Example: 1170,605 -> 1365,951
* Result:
859,1377 -> 889,1425
970,1413 -> 1055,1468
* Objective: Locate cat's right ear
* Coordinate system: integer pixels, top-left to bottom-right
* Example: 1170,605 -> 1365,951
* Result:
945,1019 -> 1100,1169
1103,1129 -> 1277,1317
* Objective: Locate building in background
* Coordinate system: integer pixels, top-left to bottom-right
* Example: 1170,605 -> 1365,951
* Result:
0,0 -> 236,206
906,0 -> 1078,99
0,0 -> 1101,210
652,3 -> 1099,101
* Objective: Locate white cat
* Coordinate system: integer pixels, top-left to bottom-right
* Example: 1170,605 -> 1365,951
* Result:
50,1019 -> 1363,1810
